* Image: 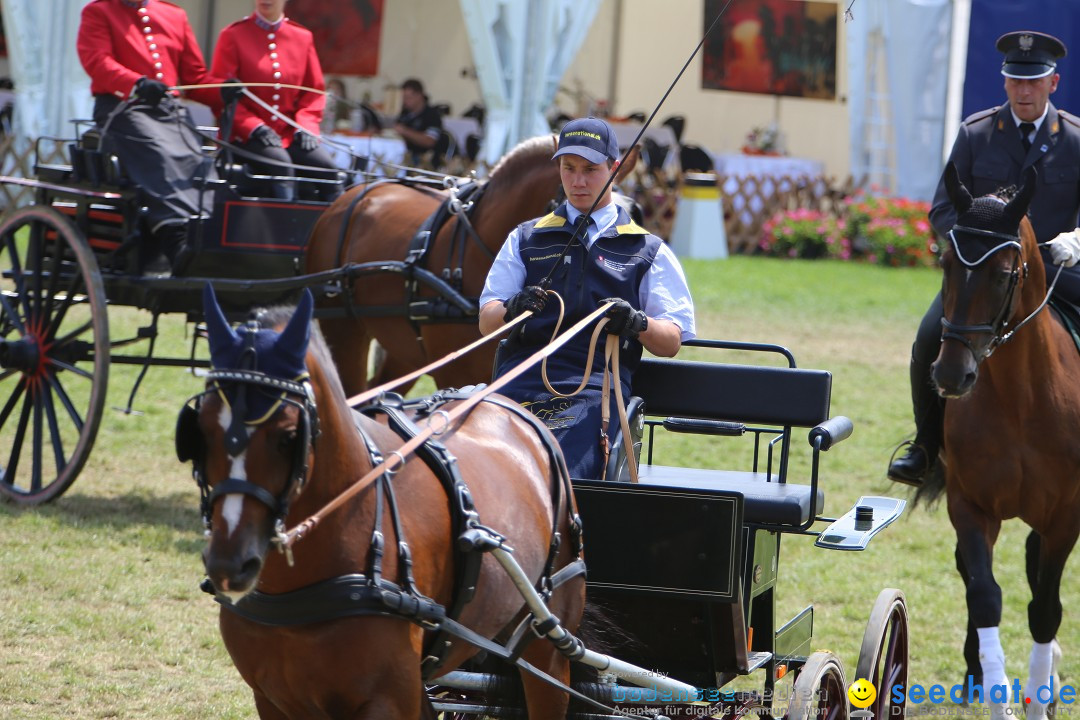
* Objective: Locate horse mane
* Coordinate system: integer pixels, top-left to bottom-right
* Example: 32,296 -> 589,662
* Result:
488,134 -> 557,182
254,303 -> 349,408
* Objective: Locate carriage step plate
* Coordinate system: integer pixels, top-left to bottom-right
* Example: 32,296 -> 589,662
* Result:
814,496 -> 905,551
747,651 -> 773,672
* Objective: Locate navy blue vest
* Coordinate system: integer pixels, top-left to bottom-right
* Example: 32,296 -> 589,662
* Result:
496,203 -> 663,380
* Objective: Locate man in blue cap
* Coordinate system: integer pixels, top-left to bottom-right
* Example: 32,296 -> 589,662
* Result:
478,116 -> 696,480
889,30 -> 1080,487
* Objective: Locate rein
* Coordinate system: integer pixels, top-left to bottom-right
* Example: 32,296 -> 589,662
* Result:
278,302 -> 614,554
941,226 -> 1062,359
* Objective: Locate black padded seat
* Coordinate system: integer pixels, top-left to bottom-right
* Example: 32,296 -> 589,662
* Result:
633,464 -> 824,526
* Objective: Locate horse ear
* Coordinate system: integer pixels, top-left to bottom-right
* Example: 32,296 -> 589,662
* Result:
203,283 -> 239,364
274,289 -> 314,366
615,145 -> 639,182
1004,166 -> 1038,229
943,162 -> 973,215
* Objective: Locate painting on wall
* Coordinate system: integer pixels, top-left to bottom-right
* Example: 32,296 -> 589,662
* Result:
287,0 -> 383,76
0,1 -> 7,59
702,0 -> 837,99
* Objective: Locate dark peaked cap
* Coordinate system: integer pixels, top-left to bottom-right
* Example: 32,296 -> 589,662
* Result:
997,31 -> 1067,79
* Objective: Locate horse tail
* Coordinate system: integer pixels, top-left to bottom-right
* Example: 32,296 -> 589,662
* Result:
912,456 -> 946,507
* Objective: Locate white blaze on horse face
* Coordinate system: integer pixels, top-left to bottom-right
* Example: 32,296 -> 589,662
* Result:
217,404 -> 253,538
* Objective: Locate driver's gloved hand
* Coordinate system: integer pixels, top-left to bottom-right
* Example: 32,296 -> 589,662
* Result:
503,286 -> 547,322
251,124 -> 283,148
220,78 -> 245,105
601,298 -> 648,338
133,77 -> 169,106
293,130 -> 319,152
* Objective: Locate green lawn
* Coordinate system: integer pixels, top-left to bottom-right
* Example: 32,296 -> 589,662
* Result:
1,255 -> 1072,718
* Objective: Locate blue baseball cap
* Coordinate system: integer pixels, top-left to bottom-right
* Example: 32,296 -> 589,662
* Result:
552,117 -> 620,165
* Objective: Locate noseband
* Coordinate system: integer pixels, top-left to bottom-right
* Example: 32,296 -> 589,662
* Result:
939,225 -> 1027,360
178,368 -> 320,534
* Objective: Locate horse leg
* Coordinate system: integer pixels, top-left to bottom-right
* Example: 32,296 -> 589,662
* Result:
950,498 -> 1008,718
317,318 -> 373,396
518,641 -> 572,719
955,544 -> 983,699
1024,528 -> 1078,719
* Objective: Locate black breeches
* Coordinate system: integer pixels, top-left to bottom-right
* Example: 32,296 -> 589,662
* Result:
238,139 -> 342,202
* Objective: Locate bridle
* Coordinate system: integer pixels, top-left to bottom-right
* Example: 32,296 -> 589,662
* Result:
940,224 -> 1061,360
176,366 -> 320,537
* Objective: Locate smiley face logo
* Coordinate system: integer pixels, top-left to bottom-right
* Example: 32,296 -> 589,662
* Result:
848,678 -> 877,708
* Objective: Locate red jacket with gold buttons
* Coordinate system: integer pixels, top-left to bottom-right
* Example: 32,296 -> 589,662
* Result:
211,15 -> 326,146
77,0 -> 219,110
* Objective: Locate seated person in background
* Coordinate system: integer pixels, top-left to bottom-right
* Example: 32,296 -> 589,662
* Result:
212,0 -> 341,202
478,117 -> 696,479
77,0 -> 223,275
320,77 -> 350,135
394,77 -> 443,166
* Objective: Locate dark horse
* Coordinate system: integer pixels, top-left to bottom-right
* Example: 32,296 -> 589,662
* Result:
304,135 -> 638,396
178,286 -> 585,718
927,164 -> 1079,720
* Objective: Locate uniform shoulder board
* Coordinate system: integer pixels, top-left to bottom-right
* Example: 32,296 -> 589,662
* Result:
1058,109 -> 1080,129
962,106 -> 1000,126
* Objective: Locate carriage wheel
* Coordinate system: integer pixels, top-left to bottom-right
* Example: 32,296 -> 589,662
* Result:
0,204 -> 109,505
787,651 -> 849,720
855,588 -> 909,719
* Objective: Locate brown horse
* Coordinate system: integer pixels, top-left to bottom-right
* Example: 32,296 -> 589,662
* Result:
305,135 -> 638,396
179,286 -> 585,719
927,164 -> 1080,720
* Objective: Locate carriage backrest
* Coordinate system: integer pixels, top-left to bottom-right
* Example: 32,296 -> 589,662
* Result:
632,357 -> 832,428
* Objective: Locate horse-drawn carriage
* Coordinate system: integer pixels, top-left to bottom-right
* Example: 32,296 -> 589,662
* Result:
2,118 -> 910,719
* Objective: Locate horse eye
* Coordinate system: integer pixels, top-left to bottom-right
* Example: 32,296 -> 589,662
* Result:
277,429 -> 298,453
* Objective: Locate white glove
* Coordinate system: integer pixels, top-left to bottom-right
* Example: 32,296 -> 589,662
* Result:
1048,230 -> 1080,267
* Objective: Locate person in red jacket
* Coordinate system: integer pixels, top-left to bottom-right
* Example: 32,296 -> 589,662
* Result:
77,0 -> 221,274
212,0 -> 341,202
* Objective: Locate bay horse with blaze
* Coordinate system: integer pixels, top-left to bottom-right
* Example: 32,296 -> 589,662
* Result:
305,135 -> 638,395
926,164 -> 1080,720
177,285 -> 585,718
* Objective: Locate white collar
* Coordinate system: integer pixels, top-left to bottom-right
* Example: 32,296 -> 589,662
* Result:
1011,105 -> 1050,134
565,202 -> 617,246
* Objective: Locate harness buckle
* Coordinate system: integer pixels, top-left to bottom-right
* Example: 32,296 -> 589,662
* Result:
273,520 -> 295,567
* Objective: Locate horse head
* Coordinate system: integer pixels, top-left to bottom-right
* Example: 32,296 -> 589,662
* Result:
177,285 -> 320,602
931,162 -> 1037,397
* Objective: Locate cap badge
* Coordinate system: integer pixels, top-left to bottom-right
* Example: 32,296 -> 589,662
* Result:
1019,34 -> 1034,52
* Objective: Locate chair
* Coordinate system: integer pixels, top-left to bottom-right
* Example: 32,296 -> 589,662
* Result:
550,113 -> 573,133
432,103 -> 452,118
626,111 -> 647,123
642,137 -> 670,175
431,129 -> 457,170
465,133 -> 482,164
679,144 -> 714,173
358,103 -> 382,132
663,115 -> 686,145
463,103 -> 486,126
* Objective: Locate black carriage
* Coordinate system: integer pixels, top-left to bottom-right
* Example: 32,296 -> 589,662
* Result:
0,124 -> 365,505
428,340 -> 908,720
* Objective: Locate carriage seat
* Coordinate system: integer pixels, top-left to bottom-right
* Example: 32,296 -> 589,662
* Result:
603,342 -> 841,528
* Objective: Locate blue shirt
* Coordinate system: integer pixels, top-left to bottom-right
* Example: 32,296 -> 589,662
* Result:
480,201 -> 697,341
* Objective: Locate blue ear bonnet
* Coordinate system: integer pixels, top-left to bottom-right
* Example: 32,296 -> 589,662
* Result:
202,284 -> 314,423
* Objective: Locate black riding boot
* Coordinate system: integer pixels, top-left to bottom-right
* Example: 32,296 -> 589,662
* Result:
156,223 -> 193,276
888,293 -> 945,486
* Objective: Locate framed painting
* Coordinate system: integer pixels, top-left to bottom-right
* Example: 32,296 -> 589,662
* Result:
702,0 -> 838,99
287,0 -> 383,76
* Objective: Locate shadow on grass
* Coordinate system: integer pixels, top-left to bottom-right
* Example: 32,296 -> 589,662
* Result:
0,489 -> 206,554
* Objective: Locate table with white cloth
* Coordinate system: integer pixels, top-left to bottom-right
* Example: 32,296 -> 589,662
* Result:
324,132 -> 407,177
608,122 -> 679,168
442,117 -> 481,155
710,152 -> 825,226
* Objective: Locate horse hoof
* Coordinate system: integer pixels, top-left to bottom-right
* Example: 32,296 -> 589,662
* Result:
987,703 -> 1009,720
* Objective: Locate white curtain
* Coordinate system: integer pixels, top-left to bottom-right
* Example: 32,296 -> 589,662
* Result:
847,0 -> 952,201
459,0 -> 601,166
2,0 -> 92,154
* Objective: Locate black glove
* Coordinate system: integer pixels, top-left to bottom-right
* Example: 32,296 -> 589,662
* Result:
251,124 -> 283,148
293,130 -> 319,152
133,77 -> 168,106
220,78 -> 245,105
602,298 -> 648,338
503,286 -> 547,322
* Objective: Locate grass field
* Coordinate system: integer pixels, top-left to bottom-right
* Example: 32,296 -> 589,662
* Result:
2,255 -> 1076,718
